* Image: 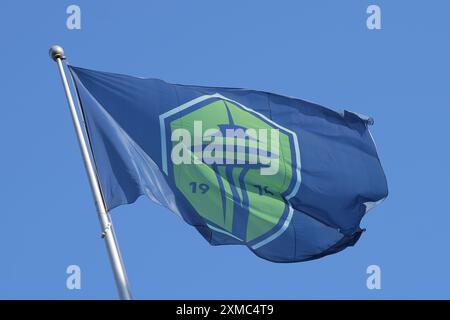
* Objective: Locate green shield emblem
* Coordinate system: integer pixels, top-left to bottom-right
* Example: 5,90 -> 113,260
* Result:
160,94 -> 300,246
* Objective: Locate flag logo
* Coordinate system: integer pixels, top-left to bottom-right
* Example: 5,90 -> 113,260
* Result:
160,94 -> 301,246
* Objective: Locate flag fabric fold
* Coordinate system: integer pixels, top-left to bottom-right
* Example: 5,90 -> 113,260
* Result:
69,65 -> 388,263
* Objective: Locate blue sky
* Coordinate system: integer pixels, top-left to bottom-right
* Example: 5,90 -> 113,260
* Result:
0,0 -> 449,299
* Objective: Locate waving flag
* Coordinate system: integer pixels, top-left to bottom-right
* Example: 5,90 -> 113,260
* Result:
69,65 -> 388,263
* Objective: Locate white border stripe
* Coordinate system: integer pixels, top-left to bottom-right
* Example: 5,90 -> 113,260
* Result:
159,116 -> 168,174
207,224 -> 243,241
251,207 -> 294,250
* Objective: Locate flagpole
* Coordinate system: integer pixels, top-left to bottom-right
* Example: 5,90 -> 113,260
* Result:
49,45 -> 132,300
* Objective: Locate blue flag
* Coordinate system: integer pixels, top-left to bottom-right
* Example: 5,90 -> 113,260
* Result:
69,65 -> 388,262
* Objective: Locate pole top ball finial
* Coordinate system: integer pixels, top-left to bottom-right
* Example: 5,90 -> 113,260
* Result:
49,45 -> 65,61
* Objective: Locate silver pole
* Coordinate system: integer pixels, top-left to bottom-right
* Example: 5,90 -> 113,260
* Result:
49,45 -> 132,300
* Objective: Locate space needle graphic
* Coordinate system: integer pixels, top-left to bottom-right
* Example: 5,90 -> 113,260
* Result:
195,100 -> 275,241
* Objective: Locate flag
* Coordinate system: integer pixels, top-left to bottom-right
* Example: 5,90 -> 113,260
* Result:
69,65 -> 388,263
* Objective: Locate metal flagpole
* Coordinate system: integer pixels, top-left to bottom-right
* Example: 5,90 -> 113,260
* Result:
49,45 -> 132,300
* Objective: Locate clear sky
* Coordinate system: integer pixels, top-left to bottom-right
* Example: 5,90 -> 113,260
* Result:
0,0 -> 449,299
